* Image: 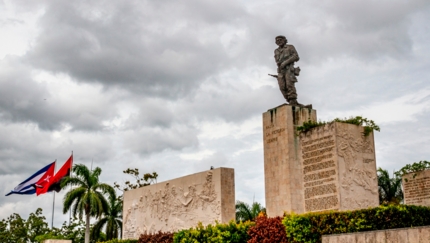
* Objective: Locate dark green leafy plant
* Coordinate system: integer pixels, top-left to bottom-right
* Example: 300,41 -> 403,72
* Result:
173,220 -> 254,243
296,120 -> 327,134
97,239 -> 138,243
395,160 -> 430,180
283,204 -> 430,243
377,168 -> 403,205
62,164 -> 115,243
235,201 -> 266,223
114,168 -> 158,192
297,116 -> 380,136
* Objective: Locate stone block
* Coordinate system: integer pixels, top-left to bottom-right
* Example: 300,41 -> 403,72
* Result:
263,104 -> 316,216
299,122 -> 379,212
263,105 -> 378,215
122,167 -> 235,239
402,169 -> 430,206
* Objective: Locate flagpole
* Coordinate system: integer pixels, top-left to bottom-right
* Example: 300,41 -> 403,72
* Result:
69,151 -> 73,226
51,159 -> 57,229
52,191 -> 55,229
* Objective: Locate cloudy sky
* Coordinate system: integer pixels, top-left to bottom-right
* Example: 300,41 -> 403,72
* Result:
1,0 -> 430,227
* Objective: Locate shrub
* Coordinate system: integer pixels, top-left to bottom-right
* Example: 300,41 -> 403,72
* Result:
247,215 -> 288,243
97,239 -> 138,243
283,204 -> 430,243
173,220 -> 254,243
138,231 -> 173,243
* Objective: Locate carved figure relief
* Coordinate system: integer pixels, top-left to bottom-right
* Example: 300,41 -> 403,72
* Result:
123,171 -> 221,238
336,124 -> 377,209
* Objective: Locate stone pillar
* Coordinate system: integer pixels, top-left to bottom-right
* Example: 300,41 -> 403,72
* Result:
263,104 -> 379,215
299,122 -> 379,212
263,104 -> 317,217
402,169 -> 430,206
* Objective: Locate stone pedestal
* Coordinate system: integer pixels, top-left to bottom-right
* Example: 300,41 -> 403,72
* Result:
403,169 -> 430,206
299,122 -> 378,212
263,104 -> 317,217
122,167 -> 235,239
263,104 -> 378,216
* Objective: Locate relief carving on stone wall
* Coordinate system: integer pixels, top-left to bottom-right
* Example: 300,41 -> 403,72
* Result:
336,125 -> 377,209
123,172 -> 220,238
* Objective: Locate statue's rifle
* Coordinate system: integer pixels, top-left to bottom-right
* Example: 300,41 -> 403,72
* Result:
268,74 -> 278,78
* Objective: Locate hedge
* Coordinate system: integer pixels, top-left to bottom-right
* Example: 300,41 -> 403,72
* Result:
173,220 -> 254,243
282,204 -> 430,243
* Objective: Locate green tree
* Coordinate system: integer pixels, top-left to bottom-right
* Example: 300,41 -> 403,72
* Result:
25,208 -> 50,242
62,164 -> 115,243
114,168 -> 158,193
377,167 -> 403,205
235,200 -> 266,223
91,192 -> 123,241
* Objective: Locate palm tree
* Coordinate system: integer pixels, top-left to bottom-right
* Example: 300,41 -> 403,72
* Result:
91,193 -> 123,241
377,167 -> 403,205
62,164 -> 115,243
235,200 -> 266,223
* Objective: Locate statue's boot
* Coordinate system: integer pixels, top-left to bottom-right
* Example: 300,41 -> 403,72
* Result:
289,99 -> 313,109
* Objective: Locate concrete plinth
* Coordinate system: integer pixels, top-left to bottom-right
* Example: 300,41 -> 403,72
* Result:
122,167 -> 235,239
263,104 -> 378,216
263,104 -> 317,216
403,169 -> 430,206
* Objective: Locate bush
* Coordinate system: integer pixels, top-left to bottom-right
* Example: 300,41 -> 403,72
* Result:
247,215 -> 288,243
97,239 -> 138,243
173,220 -> 254,243
138,231 -> 173,243
282,204 -> 430,243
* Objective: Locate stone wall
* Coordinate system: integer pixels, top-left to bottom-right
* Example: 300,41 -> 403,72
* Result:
299,122 -> 379,212
263,104 -> 379,215
122,167 -> 235,239
403,169 -> 430,206
263,104 -> 317,217
322,226 -> 430,243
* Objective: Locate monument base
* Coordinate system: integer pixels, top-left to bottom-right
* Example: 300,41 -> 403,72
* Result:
122,167 -> 235,239
263,104 -> 379,216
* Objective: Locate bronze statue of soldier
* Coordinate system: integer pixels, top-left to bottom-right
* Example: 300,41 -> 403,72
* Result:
270,36 -> 310,108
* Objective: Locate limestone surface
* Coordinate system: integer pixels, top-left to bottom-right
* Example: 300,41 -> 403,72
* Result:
403,169 -> 430,206
122,167 -> 235,239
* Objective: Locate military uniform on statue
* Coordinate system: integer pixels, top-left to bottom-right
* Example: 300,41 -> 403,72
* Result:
269,35 -> 311,109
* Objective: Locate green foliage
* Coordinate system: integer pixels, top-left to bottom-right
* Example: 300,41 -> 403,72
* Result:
247,215 -> 288,243
138,231 -> 173,243
62,163 -> 115,243
114,168 -> 158,192
282,204 -> 430,243
377,168 -> 403,204
0,208 -> 51,243
173,220 -> 254,243
91,192 -> 123,242
395,160 -> 430,179
296,120 -> 327,134
296,116 -> 380,136
97,239 -> 138,243
35,219 -> 86,243
235,201 -> 266,223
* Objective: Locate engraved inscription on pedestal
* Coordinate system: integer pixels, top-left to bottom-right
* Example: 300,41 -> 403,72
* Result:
300,124 -> 340,212
263,104 -> 317,216
403,170 -> 430,206
299,122 -> 379,212
122,168 -> 235,239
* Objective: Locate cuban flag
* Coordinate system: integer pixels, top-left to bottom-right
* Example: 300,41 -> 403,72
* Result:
5,161 -> 56,196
